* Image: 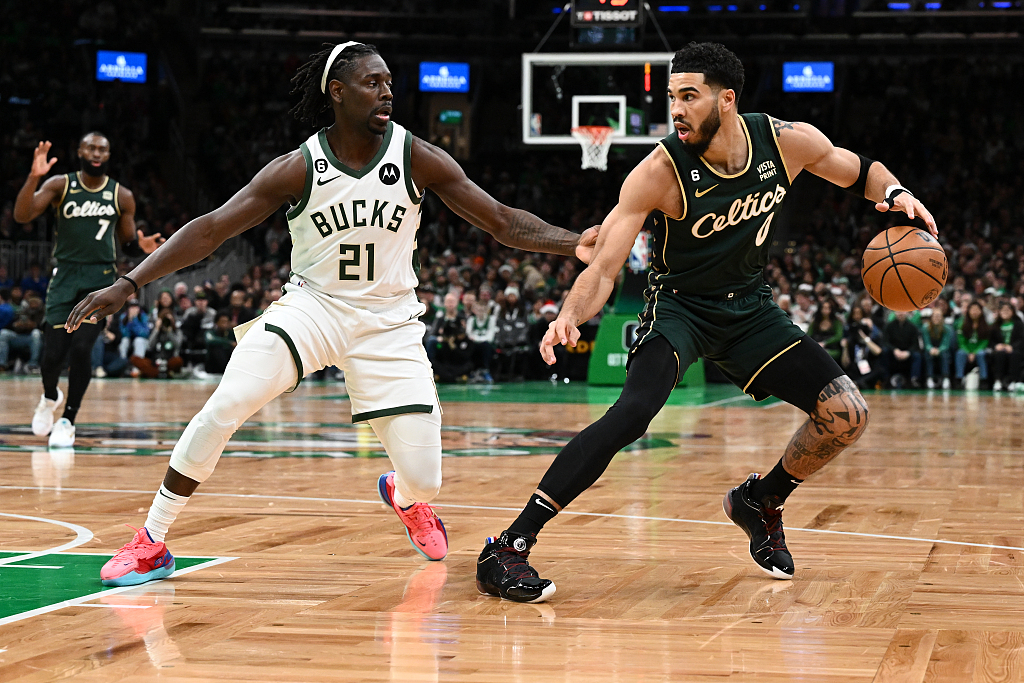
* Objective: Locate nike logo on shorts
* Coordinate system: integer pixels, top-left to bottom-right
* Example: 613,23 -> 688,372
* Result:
317,175 -> 341,186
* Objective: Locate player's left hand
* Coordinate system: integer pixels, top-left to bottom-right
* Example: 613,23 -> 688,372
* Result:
64,279 -> 135,332
875,193 -> 938,238
575,225 -> 601,264
540,316 -> 580,365
138,229 -> 166,254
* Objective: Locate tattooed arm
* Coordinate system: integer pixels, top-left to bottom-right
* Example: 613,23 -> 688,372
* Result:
781,375 -> 870,480
411,136 -> 595,260
769,116 -> 936,235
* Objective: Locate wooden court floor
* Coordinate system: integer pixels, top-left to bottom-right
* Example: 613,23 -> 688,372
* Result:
1,376 -> 1022,682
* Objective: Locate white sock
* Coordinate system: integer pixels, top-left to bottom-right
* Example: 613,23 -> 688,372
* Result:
144,485 -> 190,543
392,486 -> 415,509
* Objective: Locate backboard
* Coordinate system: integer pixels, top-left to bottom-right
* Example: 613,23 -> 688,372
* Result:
521,52 -> 674,146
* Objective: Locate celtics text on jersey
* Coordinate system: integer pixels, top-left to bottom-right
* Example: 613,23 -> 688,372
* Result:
53,172 -> 122,265
286,121 -> 422,303
649,113 -> 791,297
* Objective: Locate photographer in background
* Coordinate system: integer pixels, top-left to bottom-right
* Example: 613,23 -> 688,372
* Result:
841,305 -> 885,390
130,308 -> 184,378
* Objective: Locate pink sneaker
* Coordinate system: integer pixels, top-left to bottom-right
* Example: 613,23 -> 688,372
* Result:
377,471 -> 448,561
100,526 -> 175,587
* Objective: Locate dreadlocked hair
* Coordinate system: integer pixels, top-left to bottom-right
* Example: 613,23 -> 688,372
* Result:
290,43 -> 380,126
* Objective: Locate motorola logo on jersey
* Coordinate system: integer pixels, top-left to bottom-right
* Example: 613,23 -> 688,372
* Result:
63,200 -> 117,219
379,163 -> 400,185
314,159 -> 328,174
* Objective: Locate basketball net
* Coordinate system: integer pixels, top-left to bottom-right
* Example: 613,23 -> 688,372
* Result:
571,126 -> 614,171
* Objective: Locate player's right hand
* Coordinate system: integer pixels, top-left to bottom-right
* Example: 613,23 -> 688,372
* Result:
64,280 -> 134,332
540,316 -> 580,365
30,141 -> 57,178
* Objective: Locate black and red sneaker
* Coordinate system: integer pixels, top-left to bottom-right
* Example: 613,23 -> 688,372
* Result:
476,530 -> 556,603
723,473 -> 795,580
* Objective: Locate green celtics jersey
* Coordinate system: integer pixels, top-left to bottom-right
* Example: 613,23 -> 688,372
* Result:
649,113 -> 790,297
52,172 -> 121,264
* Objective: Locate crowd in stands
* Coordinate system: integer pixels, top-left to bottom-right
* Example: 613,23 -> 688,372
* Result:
2,7 -> 1023,390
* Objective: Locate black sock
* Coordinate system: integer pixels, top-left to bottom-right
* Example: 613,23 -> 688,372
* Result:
508,493 -> 559,537
61,405 -> 79,425
750,458 -> 803,508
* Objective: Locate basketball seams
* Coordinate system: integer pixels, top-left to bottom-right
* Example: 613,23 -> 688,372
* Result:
860,252 -> 890,279
895,262 -> 946,288
887,245 -> 945,257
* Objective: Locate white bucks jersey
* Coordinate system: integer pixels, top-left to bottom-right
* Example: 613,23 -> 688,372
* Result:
286,122 -> 422,303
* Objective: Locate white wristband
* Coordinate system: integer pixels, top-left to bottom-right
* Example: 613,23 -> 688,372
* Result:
884,184 -> 913,200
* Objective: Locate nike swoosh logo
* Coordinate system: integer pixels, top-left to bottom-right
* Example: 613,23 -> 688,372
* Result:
694,184 -> 719,197
417,540 -> 428,546
69,189 -> 82,194
103,269 -> 113,275
535,498 -> 555,512
317,175 -> 341,186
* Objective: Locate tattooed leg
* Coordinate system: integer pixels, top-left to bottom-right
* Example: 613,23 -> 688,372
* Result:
782,375 -> 869,480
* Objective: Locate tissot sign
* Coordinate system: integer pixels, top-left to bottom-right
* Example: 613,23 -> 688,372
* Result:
570,0 -> 642,26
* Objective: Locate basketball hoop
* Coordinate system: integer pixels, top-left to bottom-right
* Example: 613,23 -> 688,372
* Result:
571,126 -> 614,171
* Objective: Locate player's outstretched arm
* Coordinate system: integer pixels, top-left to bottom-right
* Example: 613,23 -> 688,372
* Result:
410,137 -> 597,262
540,154 -> 675,365
66,151 -> 306,331
13,141 -> 64,223
771,118 -> 937,236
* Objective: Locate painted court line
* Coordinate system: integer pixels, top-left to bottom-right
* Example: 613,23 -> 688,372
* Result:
0,513 -> 94,566
3,565 -> 64,569
3,485 -> 1022,554
0,556 -> 236,627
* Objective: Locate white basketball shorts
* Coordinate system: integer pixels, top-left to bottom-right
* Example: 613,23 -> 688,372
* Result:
235,279 -> 440,423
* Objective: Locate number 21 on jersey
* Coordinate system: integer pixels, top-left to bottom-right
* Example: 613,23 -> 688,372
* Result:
340,243 -> 375,281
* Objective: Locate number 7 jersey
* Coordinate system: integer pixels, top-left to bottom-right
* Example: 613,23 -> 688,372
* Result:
53,172 -> 121,265
286,121 -> 423,304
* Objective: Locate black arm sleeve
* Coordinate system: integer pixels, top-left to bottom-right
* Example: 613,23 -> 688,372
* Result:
843,154 -> 875,198
121,238 -> 145,257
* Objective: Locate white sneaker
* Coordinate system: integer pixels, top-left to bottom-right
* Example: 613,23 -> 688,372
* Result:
942,377 -> 951,390
994,380 -> 1003,392
48,417 -> 76,448
32,389 -> 64,436
94,366 -> 107,378
926,377 -> 935,389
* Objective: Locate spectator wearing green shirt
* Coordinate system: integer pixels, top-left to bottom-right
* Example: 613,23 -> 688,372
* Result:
990,301 -> 1024,392
921,307 -> 954,389
955,301 -> 990,387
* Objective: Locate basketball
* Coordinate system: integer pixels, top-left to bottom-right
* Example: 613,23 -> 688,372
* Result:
861,226 -> 947,311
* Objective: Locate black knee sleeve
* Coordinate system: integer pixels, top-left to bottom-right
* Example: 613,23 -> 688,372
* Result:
538,336 -> 679,507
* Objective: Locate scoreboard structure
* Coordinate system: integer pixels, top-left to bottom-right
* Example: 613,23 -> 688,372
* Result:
570,0 -> 643,27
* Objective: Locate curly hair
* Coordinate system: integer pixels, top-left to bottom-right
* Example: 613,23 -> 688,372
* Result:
670,42 -> 745,100
289,43 -> 380,126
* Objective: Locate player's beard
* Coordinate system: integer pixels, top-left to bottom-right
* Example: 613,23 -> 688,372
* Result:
80,158 -> 108,177
679,106 -> 721,158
